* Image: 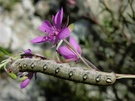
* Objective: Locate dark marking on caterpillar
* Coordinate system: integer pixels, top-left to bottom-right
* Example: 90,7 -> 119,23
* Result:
18,63 -> 22,70
68,71 -> 73,78
23,64 -> 27,68
21,53 -> 47,60
95,74 -> 101,82
106,78 -> 112,83
55,67 -> 60,74
11,58 -> 116,86
31,63 -> 35,69
83,74 -> 88,81
43,64 -> 47,71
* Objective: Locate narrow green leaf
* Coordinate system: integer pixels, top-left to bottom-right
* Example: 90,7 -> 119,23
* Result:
0,63 -> 5,69
18,76 -> 28,82
0,47 -> 11,56
9,72 -> 17,79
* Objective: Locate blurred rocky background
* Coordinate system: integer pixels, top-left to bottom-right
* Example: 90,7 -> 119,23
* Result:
0,0 -> 135,101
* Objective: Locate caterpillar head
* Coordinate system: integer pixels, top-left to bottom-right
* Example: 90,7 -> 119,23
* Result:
7,66 -> 28,82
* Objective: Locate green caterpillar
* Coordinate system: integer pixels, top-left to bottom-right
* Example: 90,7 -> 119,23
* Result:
11,58 -> 116,86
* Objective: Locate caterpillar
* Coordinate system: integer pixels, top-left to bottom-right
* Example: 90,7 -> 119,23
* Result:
11,58 -> 116,86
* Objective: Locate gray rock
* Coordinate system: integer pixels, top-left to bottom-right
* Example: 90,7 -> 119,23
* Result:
22,0 -> 35,16
0,78 -> 31,101
35,1 -> 50,17
0,23 -> 12,48
72,19 -> 91,41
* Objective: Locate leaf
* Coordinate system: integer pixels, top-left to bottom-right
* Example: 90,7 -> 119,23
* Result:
0,47 -> 11,56
18,76 -> 28,82
0,63 -> 5,69
68,23 -> 74,32
8,72 -> 17,79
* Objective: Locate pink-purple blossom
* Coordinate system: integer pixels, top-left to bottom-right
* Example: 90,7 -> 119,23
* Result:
31,8 -> 70,44
25,49 -> 32,54
20,49 -> 34,89
58,37 -> 82,61
20,72 -> 33,89
24,49 -> 32,58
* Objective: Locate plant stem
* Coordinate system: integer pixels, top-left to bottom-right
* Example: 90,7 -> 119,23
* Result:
64,39 -> 93,70
116,73 -> 135,79
82,57 -> 99,70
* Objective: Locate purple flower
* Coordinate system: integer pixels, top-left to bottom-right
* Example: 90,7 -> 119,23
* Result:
58,37 -> 82,61
20,72 -> 33,89
25,49 -> 32,54
24,49 -> 32,58
31,8 -> 70,44
20,49 -> 34,89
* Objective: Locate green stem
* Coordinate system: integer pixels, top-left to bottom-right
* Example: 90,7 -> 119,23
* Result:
116,73 -> 135,79
0,60 -> 10,69
0,54 -> 21,69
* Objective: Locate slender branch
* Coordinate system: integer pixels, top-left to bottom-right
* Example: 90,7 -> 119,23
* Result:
64,39 -> 93,70
82,57 -> 99,71
116,73 -> 135,79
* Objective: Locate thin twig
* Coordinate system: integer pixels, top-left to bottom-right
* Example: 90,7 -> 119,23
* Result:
64,39 -> 93,70
116,73 -> 135,79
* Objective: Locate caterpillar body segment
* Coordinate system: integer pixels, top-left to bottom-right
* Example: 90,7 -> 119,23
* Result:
11,58 -> 116,86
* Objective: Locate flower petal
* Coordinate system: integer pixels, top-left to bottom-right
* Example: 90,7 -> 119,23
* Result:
31,36 -> 48,43
39,20 -> 53,35
20,78 -> 31,89
24,49 -> 32,58
69,37 -> 81,54
20,72 -> 33,89
58,46 -> 78,61
25,49 -> 32,54
54,8 -> 63,29
53,28 -> 70,44
58,28 -> 70,40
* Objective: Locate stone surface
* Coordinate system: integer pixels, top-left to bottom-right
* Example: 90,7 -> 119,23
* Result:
0,1 -> 43,53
